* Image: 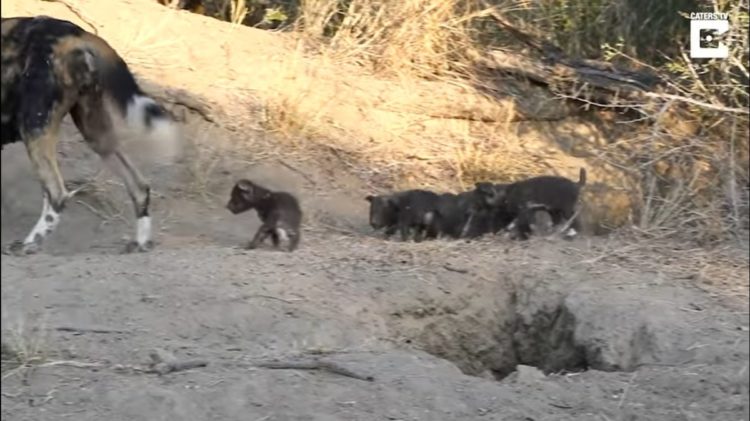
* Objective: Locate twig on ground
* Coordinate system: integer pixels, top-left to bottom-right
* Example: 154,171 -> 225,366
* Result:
243,294 -> 304,304
147,348 -> 208,375
38,360 -> 104,369
443,264 -> 469,274
255,358 -> 375,382
53,326 -> 130,335
148,359 -> 209,375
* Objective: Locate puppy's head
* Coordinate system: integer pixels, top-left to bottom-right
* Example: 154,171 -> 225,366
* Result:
366,194 -> 398,229
227,179 -> 268,214
474,182 -> 507,207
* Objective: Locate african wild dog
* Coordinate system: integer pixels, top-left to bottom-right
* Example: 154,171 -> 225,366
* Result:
1,16 -> 181,255
226,179 -> 302,252
394,190 -> 441,242
366,189 -> 440,241
452,188 -> 515,239
433,191 -> 489,239
475,168 -> 587,240
365,193 -> 401,239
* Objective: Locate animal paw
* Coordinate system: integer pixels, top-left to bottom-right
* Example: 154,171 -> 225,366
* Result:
3,240 -> 41,256
124,240 -> 155,254
562,228 -> 578,241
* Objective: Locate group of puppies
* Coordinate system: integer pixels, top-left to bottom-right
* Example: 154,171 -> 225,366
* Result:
365,168 -> 587,243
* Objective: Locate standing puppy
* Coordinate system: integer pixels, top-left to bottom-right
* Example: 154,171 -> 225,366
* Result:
475,168 -> 587,240
365,193 -> 400,238
226,180 -> 302,252
394,190 -> 441,242
365,189 -> 440,242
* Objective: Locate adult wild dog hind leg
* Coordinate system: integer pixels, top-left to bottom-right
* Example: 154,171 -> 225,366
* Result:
70,96 -> 154,253
104,151 -> 154,253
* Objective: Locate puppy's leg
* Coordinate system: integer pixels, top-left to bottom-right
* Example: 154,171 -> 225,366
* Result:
285,229 -> 300,252
512,208 -> 532,240
273,226 -> 289,250
398,215 -> 411,242
383,224 -> 397,239
560,205 -> 580,239
247,224 -> 272,249
424,212 -> 440,240
413,225 -> 425,243
459,212 -> 475,239
270,230 -> 280,247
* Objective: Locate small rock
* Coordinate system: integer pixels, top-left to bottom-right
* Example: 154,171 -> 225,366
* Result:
512,365 -> 546,384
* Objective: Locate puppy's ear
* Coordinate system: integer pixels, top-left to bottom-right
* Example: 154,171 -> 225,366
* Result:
365,195 -> 374,202
475,182 -> 491,193
385,196 -> 400,208
237,179 -> 253,193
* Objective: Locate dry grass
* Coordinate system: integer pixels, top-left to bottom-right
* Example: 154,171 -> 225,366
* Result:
227,0 -> 248,24
294,0 -> 488,79
584,0 -> 750,244
1,314 -> 50,378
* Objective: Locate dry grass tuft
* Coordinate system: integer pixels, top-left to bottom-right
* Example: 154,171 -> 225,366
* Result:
1,314 -> 50,378
295,0 -> 488,79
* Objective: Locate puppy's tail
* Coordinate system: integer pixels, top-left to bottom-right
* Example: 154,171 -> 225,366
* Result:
71,32 -> 183,162
577,168 -> 587,187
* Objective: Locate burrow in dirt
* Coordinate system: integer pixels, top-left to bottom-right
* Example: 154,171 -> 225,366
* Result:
384,254 -> 735,382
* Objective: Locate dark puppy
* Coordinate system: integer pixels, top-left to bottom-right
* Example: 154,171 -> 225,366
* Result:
227,180 -> 302,252
449,184 -> 513,239
365,193 -> 400,238
476,168 -> 587,240
462,185 -> 516,238
393,190 -> 441,242
366,189 -> 439,241
434,191 -> 491,239
433,193 -> 465,239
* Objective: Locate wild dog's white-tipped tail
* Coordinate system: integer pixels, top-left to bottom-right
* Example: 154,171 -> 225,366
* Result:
124,95 -> 183,163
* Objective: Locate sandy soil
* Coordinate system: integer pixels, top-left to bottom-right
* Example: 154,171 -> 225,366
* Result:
2,114 -> 749,421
